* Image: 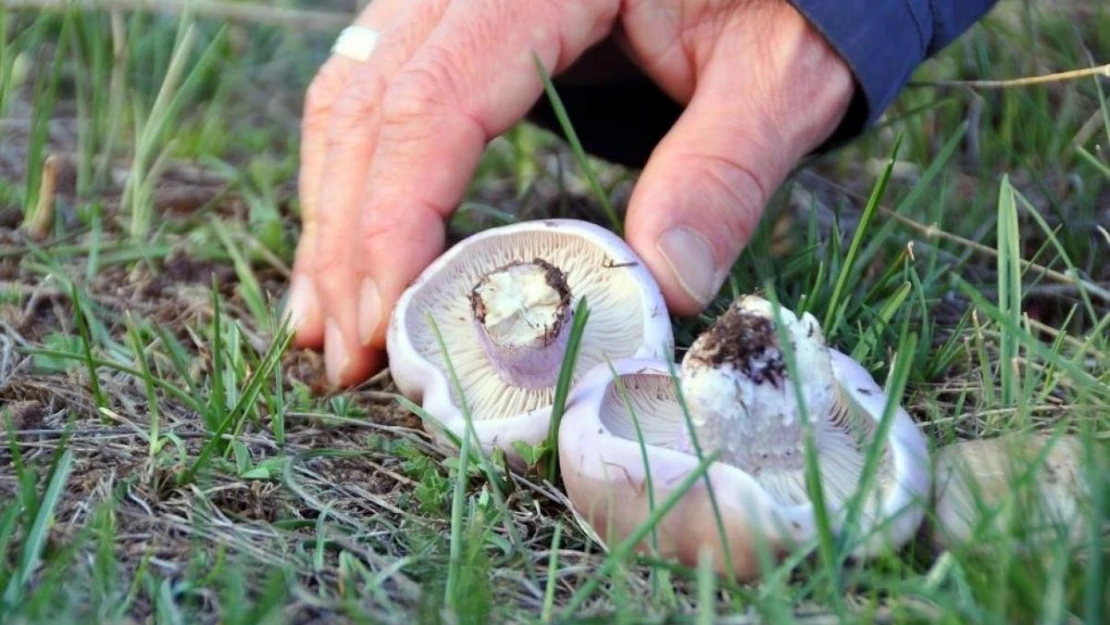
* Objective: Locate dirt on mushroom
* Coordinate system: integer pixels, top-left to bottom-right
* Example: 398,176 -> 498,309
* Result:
682,302 -> 789,388
557,295 -> 933,583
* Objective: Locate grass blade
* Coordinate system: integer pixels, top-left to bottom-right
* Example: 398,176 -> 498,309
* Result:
996,175 -> 1023,407
543,297 -> 590,483
2,449 -> 74,609
822,134 -> 903,335
531,52 -> 621,233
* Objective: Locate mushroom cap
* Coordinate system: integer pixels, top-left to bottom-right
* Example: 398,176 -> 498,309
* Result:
557,350 -> 931,581
386,219 -> 674,467
930,433 -> 1098,553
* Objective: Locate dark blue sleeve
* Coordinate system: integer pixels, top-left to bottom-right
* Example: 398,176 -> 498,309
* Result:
789,0 -> 1001,141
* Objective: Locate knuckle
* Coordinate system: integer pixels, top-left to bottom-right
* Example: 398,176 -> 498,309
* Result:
309,222 -> 352,284
304,60 -> 349,113
678,3 -> 735,64
313,271 -> 348,304
360,207 -> 410,248
330,72 -> 386,123
380,52 -> 462,127
329,91 -> 370,127
310,244 -> 347,281
697,152 -> 770,241
358,205 -> 445,270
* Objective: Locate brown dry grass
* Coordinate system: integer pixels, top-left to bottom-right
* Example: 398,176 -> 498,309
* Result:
1,1 -> 1109,623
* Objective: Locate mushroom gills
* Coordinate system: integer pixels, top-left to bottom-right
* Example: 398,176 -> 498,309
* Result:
598,371 -> 690,449
597,367 -> 891,510
559,295 -> 931,577
699,393 -> 889,509
393,221 -> 671,427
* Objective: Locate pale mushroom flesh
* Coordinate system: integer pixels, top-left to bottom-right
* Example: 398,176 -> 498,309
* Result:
675,295 -> 897,512
930,433 -> 1102,553
558,294 -> 931,577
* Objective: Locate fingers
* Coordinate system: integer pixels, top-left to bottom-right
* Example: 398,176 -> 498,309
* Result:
286,0 -> 412,349
623,2 -> 854,316
315,0 -> 619,387
306,0 -> 452,386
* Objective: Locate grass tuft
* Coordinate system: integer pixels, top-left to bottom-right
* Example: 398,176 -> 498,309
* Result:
0,0 -> 1108,623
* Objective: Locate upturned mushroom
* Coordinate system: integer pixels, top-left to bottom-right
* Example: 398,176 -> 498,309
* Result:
557,294 -> 932,580
386,219 -> 674,468
929,433 -> 1101,553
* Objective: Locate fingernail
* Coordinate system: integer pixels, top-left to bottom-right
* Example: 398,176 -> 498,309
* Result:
283,275 -> 312,331
358,278 -> 382,346
657,226 -> 722,306
325,318 -> 349,386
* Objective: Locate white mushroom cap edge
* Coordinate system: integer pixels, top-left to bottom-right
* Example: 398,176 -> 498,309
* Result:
386,219 -> 674,469
930,433 -> 1099,553
557,295 -> 932,580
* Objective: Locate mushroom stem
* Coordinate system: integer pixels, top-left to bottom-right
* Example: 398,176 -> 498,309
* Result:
469,258 -> 574,389
677,296 -> 850,502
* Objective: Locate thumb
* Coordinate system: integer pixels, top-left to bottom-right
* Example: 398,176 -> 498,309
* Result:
624,8 -> 855,316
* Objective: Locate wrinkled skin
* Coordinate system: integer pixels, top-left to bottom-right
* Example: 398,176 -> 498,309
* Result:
284,0 -> 855,387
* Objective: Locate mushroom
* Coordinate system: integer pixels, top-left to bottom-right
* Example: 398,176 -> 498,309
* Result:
930,433 -> 1100,553
557,294 -> 932,580
386,219 -> 674,468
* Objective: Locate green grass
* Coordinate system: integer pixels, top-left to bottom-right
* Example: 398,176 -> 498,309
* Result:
1,0 -> 1109,623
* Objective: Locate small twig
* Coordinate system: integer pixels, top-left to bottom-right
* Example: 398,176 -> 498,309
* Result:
690,602 -> 928,625
794,171 -> 1110,304
1025,282 -> 1110,299
925,404 -> 1069,427
0,334 -> 27,390
1021,312 -> 1109,362
1,0 -> 352,31
908,63 -> 1110,89
25,153 -> 58,240
0,320 -> 35,350
888,213 -> 1110,303
0,280 -> 163,317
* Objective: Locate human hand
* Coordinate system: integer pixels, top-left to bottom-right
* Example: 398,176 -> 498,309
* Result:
284,0 -> 855,388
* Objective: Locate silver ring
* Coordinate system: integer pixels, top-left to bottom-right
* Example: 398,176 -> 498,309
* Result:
332,25 -> 380,62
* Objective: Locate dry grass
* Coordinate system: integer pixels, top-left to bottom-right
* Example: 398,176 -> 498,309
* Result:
1,0 -> 1109,623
